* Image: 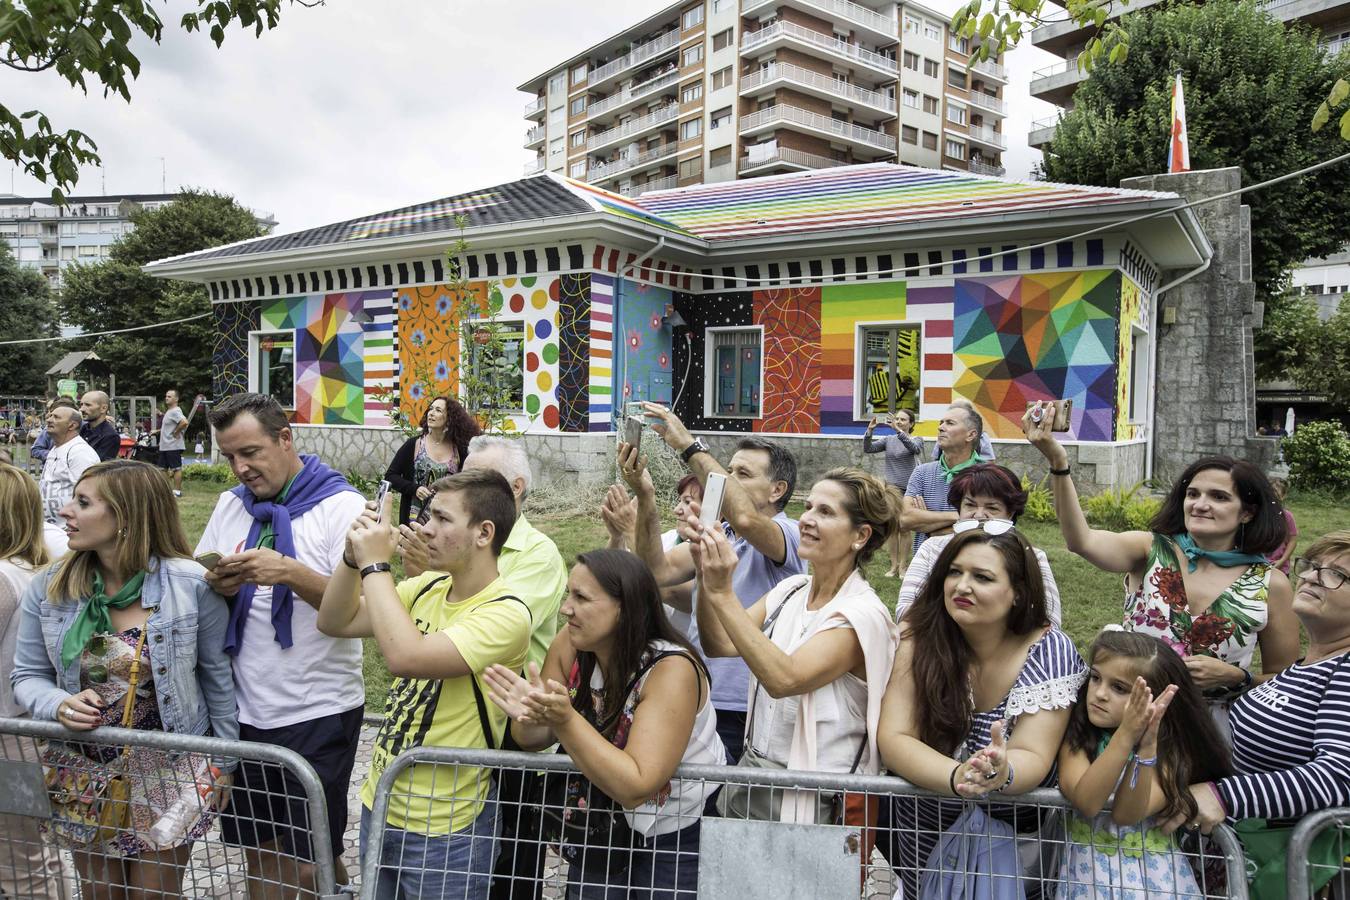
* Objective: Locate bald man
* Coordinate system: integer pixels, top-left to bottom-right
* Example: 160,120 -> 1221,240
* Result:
79,390 -> 119,461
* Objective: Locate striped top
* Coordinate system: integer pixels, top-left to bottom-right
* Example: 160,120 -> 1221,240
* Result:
903,460 -> 955,550
863,430 -> 924,489
1218,652 -> 1350,820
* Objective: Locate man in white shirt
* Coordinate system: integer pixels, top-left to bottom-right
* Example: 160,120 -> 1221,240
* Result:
38,403 -> 99,524
158,389 -> 189,496
195,393 -> 367,898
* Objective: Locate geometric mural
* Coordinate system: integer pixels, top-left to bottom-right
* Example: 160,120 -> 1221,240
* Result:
558,273 -> 591,433
261,293 -> 366,425
953,270 -> 1120,441
753,287 -> 821,434
213,299 -> 259,399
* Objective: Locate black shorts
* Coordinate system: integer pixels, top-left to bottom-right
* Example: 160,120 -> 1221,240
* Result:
220,704 -> 364,861
158,449 -> 183,470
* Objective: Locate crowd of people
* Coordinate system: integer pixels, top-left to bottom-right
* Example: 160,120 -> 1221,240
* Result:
0,389 -> 1345,900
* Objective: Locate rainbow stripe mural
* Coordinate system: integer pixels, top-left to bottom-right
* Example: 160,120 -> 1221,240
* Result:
819,282 -> 908,433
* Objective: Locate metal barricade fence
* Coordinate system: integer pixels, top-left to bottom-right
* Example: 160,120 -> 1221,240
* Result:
363,745 -> 1251,900
1288,807 -> 1350,899
0,716 -> 341,899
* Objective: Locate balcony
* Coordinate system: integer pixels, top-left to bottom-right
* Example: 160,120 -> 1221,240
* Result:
587,143 -> 680,181
971,57 -> 1008,82
524,125 -> 546,149
523,157 -> 546,176
1326,36 -> 1350,55
586,104 -> 680,154
966,90 -> 1009,116
742,0 -> 898,44
739,104 -> 897,155
633,175 -> 679,195
1028,115 -> 1059,148
965,124 -> 1007,151
588,30 -> 681,89
740,62 -> 897,117
1029,59 -> 1087,105
587,68 -> 680,121
739,146 -> 852,175
969,159 -> 1006,177
741,21 -> 898,78
524,96 -> 546,119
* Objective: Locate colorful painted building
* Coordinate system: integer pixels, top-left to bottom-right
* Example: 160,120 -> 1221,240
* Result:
146,163 -> 1212,489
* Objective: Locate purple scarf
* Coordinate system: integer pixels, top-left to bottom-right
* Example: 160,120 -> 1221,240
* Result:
223,454 -> 361,655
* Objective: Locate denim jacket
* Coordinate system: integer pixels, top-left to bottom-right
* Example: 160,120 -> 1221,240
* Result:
10,556 -> 239,771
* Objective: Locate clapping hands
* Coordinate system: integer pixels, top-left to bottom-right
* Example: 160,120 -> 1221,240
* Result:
483,662 -> 575,728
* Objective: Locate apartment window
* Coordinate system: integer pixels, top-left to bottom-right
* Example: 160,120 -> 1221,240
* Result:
60,245 -> 75,260
923,94 -> 939,115
679,156 -> 703,179
902,88 -> 920,109
711,65 -> 734,90
683,5 -> 704,29
713,27 -> 734,51
571,63 -> 587,85
706,328 -> 762,418
945,138 -> 966,158
903,16 -> 921,35
59,222 -> 76,235
710,106 -> 732,129
570,96 -> 586,115
946,104 -> 967,125
947,68 -> 968,89
680,117 -> 703,140
250,332 -> 296,409
903,51 -> 919,71
923,58 -> 939,78
683,44 -> 704,66
570,160 -> 587,177
549,137 -> 565,159
78,245 -> 98,257
548,72 -> 566,94
713,0 -> 734,11
858,325 -> 920,417
925,22 -> 942,41
549,105 -> 565,126
570,130 -> 586,148
467,321 -> 525,413
949,35 -> 970,54
710,145 -> 732,167
682,82 -> 703,103
902,125 -> 919,144
922,131 -> 938,150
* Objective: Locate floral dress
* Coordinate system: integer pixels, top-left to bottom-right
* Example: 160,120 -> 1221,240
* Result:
44,628 -> 216,856
408,439 -> 459,521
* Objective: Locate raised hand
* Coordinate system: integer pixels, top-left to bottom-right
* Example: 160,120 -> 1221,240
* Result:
693,524 -> 738,595
1139,684 -> 1178,753
599,483 -> 637,547
521,678 -> 576,727
616,442 -> 655,497
1022,401 -> 1069,468
484,662 -> 546,723
1119,676 -> 1155,743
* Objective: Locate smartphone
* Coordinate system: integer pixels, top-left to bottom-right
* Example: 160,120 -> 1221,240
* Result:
374,480 -> 392,522
700,472 -> 727,529
415,488 -> 436,527
1026,399 -> 1074,432
195,552 -> 223,571
624,414 -> 644,448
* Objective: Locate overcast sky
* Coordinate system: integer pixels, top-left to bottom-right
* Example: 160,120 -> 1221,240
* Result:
1,1 -> 1058,236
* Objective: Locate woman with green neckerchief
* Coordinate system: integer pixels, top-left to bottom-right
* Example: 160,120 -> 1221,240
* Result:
1023,401 -> 1299,739
11,459 -> 237,899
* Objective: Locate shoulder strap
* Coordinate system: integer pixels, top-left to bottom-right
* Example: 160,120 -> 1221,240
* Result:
761,577 -> 811,639
746,579 -> 812,751
465,594 -> 531,751
596,649 -> 695,736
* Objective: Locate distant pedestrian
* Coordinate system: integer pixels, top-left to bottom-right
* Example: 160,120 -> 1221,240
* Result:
158,389 -> 189,497
863,409 -> 923,576
78,391 -> 119,461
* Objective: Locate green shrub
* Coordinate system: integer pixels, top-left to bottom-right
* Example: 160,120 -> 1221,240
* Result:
1081,481 -> 1160,531
1020,476 -> 1057,523
182,462 -> 237,485
345,469 -> 382,498
1282,419 -> 1350,494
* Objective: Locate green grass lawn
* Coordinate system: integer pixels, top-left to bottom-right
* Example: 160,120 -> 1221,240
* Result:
173,480 -> 1345,711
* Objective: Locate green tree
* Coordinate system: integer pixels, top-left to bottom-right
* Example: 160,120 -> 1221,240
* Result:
1293,302 -> 1350,409
1038,1 -> 1350,300
1255,291 -> 1322,383
2,0 -> 319,202
59,190 -> 266,399
0,243 -> 59,393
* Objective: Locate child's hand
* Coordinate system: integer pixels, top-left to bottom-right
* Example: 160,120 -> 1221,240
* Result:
1138,684 -> 1179,753
1119,676 -> 1155,742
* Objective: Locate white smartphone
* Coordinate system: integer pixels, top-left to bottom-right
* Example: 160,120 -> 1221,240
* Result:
624,414 -> 644,448
374,480 -> 392,521
700,472 -> 727,529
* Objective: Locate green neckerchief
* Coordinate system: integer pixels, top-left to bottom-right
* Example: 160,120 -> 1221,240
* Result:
252,472 -> 299,551
939,451 -> 984,483
62,570 -> 148,670
1173,532 -> 1269,573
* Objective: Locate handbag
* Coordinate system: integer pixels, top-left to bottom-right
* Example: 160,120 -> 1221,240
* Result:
1235,817 -> 1342,899
42,628 -> 147,846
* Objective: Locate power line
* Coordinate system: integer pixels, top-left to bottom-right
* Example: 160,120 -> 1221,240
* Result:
0,312 -> 212,346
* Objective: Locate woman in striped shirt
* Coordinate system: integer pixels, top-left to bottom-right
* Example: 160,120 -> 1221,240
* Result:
1176,529 -> 1350,832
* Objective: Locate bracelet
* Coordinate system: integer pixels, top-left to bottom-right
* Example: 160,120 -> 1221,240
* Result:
1239,667 -> 1254,690
994,759 -> 1016,793
359,562 -> 392,579
1049,466 -> 1071,477
949,764 -> 962,797
1205,781 -> 1230,818
1129,754 -> 1158,789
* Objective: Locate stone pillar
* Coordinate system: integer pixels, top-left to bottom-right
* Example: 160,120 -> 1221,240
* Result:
1119,167 -> 1274,480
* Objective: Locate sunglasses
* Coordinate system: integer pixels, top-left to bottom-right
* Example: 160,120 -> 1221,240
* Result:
953,518 -> 1017,536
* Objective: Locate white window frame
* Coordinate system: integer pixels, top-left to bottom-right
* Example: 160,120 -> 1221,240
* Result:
853,321 -> 922,421
462,318 -> 527,416
680,117 -> 702,140
902,88 -> 920,109
683,44 -> 704,67
682,5 -> 704,29
1128,323 -> 1149,424
712,27 -> 734,51
946,104 -> 967,125
711,65 -> 734,91
945,137 -> 966,159
710,106 -> 732,129
248,330 -> 297,410
571,63 -> 588,85
704,325 -> 764,419
924,21 -> 942,42
682,82 -> 703,103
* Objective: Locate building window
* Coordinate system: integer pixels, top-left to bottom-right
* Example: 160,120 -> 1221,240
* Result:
902,51 -> 919,71
710,105 -> 732,129
679,155 -> 703,179
683,5 -> 704,29
925,21 -> 942,41
1128,324 -> 1148,423
570,160 -> 587,177
713,27 -> 734,51
680,117 -> 702,140
922,131 -> 938,150
706,328 -> 762,418
682,82 -> 703,103
903,16 -> 921,35
572,96 -> 589,116
902,88 -> 919,108
949,35 -> 970,54
713,0 -> 734,12
947,68 -> 968,89
683,44 -> 704,66
901,125 -> 918,144
549,105 -> 564,126
571,63 -> 587,85
570,130 -> 586,148
711,65 -> 734,90
923,94 -> 939,115
250,332 -> 295,409
549,72 -> 566,94
923,58 -> 939,78
467,321 -> 525,413
946,104 -> 967,125
549,137 -> 565,159
945,138 -> 966,159
857,325 -> 920,418
710,145 -> 732,167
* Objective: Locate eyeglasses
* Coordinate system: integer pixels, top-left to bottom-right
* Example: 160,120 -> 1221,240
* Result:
1293,558 -> 1349,590
953,518 -> 1017,536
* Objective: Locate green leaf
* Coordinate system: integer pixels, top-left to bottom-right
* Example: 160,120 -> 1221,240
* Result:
1313,100 -> 1331,131
980,13 -> 995,38
1340,107 -> 1350,140
1331,77 -> 1350,107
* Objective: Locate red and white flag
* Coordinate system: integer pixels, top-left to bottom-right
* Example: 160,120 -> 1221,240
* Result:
1168,73 -> 1190,173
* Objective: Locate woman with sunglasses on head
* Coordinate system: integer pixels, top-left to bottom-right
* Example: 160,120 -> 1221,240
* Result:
384,395 -> 481,525
1023,402 -> 1297,735
879,526 -> 1085,899
10,459 -> 237,899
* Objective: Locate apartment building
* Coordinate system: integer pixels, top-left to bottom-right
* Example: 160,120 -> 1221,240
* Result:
519,0 -> 1007,195
0,193 -> 277,292
1028,0 -> 1350,148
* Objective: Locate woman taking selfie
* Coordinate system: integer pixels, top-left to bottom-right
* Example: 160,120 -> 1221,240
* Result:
11,459 -> 237,899
384,395 -> 481,525
485,549 -> 722,899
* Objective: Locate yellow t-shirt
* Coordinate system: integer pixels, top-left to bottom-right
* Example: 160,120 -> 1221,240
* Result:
360,572 -> 531,835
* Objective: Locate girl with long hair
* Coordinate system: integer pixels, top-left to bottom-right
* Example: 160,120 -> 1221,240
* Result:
484,549 -> 723,899
1058,629 -> 1231,898
11,460 -> 237,900
384,395 -> 481,524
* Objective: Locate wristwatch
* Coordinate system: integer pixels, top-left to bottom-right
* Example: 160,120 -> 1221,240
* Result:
359,562 -> 393,579
680,438 -> 711,464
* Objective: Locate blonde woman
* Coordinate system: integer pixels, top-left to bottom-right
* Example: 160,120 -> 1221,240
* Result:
11,459 -> 237,899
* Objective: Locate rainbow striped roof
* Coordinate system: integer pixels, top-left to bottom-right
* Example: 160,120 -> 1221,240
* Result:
606,163 -> 1176,242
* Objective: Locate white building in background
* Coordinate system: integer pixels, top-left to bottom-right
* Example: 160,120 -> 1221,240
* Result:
1290,247 -> 1349,321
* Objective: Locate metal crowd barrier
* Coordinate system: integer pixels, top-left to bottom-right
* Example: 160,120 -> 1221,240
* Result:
1288,806 -> 1350,899
363,745 -> 1251,900
0,716 -> 341,899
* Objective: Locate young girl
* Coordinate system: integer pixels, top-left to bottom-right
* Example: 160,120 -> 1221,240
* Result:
1058,629 -> 1231,899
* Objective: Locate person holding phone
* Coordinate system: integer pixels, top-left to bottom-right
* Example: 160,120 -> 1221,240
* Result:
863,409 -> 924,577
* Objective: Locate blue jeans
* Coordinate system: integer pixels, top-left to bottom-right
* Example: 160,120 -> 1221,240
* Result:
359,792 -> 499,900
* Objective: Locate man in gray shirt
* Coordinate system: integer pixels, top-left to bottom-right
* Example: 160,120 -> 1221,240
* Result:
158,389 -> 189,497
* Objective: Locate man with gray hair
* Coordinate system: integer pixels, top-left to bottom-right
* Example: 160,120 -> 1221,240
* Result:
899,404 -> 986,549
38,404 -> 99,523
78,390 -> 120,461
